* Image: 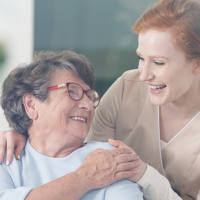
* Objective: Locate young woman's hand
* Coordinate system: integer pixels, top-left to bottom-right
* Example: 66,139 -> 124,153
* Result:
0,130 -> 26,164
109,139 -> 147,182
76,146 -> 140,190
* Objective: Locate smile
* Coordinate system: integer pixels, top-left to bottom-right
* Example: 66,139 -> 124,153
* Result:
149,85 -> 166,90
71,116 -> 87,123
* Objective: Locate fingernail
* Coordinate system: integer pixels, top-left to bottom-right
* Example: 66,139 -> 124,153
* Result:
6,160 -> 9,165
17,155 -> 20,160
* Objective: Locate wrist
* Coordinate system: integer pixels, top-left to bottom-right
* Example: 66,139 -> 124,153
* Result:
137,162 -> 147,181
75,166 -> 93,192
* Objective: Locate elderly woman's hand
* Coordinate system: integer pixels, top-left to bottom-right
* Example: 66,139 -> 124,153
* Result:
76,145 -> 141,191
109,139 -> 147,182
0,130 -> 26,164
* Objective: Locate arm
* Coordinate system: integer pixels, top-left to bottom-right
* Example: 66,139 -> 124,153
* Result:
138,165 -> 182,200
86,69 -> 182,200
0,130 -> 26,164
0,161 -> 89,200
0,147 -> 138,200
109,139 -> 183,200
25,172 -> 89,200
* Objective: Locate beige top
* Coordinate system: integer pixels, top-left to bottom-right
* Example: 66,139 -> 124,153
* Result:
86,69 -> 200,200
197,191 -> 200,200
138,165 -> 182,200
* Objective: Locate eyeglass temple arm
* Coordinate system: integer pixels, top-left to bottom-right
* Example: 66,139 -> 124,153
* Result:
47,83 -> 66,90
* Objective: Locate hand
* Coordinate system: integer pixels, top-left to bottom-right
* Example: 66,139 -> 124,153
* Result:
109,139 -> 147,182
0,130 -> 26,164
76,146 -> 139,191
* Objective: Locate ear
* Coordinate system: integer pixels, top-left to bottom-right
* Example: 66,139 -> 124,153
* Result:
23,93 -> 38,120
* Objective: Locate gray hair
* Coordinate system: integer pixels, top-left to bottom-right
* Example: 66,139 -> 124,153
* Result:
1,50 -> 94,136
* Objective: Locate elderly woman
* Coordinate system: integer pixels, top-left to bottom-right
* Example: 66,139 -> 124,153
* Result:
2,0 -> 200,199
0,51 -> 143,200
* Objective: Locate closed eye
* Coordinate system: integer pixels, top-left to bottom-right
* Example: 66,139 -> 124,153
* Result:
154,61 -> 165,65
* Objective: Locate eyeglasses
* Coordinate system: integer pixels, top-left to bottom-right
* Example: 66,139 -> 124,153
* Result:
47,82 -> 100,108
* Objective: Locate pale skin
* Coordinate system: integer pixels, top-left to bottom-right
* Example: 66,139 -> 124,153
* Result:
3,28 -> 200,198
136,28 -> 200,199
0,68 -> 146,200
137,29 -> 200,143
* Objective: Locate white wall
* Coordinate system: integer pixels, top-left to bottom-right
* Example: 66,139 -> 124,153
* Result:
0,0 -> 33,129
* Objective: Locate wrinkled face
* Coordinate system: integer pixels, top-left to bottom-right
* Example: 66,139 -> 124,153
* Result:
35,68 -> 95,144
136,29 -> 199,106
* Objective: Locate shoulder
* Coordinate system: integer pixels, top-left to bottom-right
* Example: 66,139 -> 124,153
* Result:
99,69 -> 148,109
80,141 -> 115,157
107,69 -> 150,114
121,69 -> 140,81
0,151 -> 23,184
117,69 -> 142,86
106,69 -> 148,100
0,146 -> 25,167
105,179 -> 143,200
0,141 -> 31,175
120,69 -> 148,94
84,141 -> 115,151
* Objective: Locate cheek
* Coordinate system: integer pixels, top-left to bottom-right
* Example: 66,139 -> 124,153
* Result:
167,76 -> 191,98
90,110 -> 95,122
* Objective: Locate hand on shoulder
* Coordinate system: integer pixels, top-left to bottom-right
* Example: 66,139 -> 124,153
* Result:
109,139 -> 147,182
0,130 -> 26,164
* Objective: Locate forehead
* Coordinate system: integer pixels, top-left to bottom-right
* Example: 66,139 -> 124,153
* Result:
137,29 -> 184,58
50,68 -> 90,89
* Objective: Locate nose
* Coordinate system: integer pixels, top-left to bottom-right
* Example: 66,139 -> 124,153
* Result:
138,62 -> 154,81
78,93 -> 94,111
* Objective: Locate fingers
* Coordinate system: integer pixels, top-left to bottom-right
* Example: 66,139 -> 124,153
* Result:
108,143 -> 147,182
0,135 -> 6,164
108,139 -> 129,148
115,160 -> 147,182
114,152 -> 140,178
5,134 -> 15,165
14,143 -> 24,160
0,130 -> 25,165
115,153 -> 139,164
115,170 -> 137,181
14,134 -> 26,160
111,147 -> 133,156
117,160 -> 140,171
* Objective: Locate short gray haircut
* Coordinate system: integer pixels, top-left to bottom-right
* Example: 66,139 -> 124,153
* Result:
1,51 -> 94,136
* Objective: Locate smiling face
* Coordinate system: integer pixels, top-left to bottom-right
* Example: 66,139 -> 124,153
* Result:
136,29 -> 200,106
33,68 -> 95,146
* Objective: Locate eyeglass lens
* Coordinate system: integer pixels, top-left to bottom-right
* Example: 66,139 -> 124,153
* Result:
68,84 -> 82,100
67,83 -> 99,107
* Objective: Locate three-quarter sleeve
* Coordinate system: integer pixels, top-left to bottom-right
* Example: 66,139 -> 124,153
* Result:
138,165 -> 182,200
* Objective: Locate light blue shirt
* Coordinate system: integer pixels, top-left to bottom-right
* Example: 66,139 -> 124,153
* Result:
0,141 -> 143,200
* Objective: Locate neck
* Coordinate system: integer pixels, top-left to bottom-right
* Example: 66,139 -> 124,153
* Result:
28,128 -> 84,158
162,95 -> 200,120
160,103 -> 200,123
